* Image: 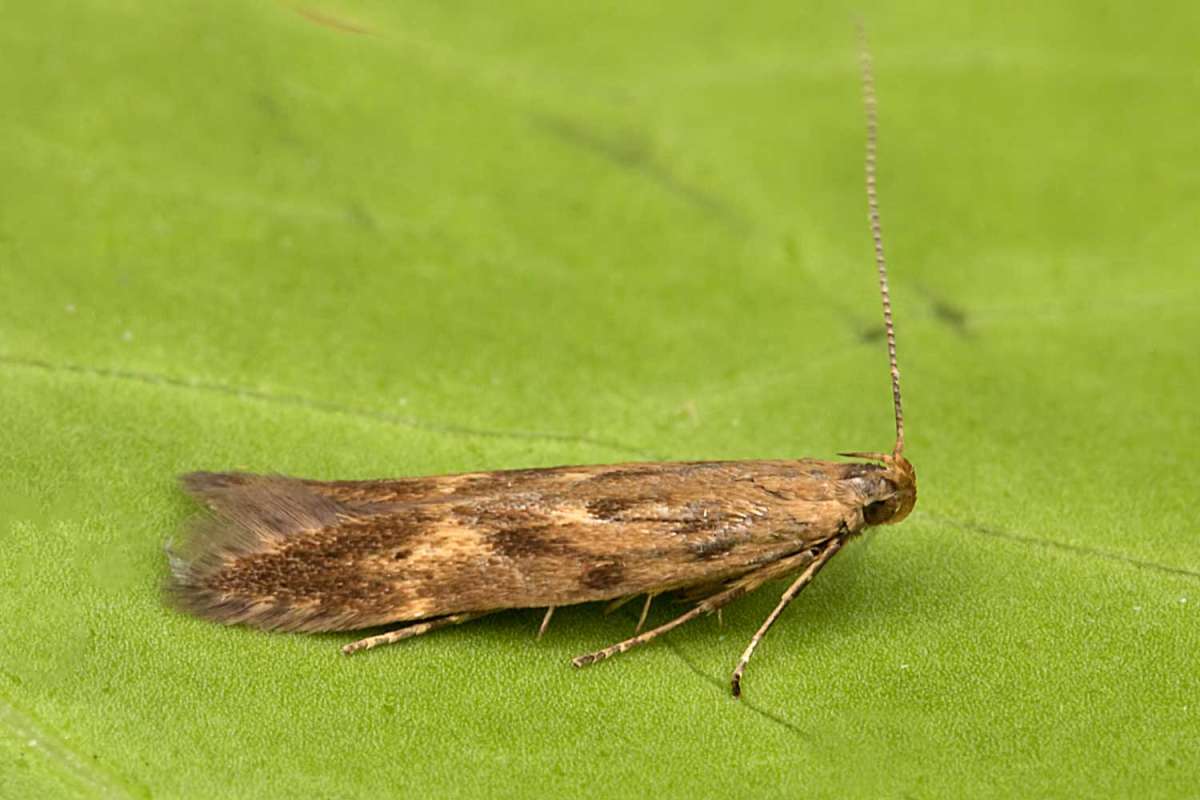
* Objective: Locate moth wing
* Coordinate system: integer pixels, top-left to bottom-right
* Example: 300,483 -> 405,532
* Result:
169,461 -> 868,633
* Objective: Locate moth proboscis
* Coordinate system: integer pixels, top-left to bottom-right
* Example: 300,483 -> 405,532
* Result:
166,27 -> 916,698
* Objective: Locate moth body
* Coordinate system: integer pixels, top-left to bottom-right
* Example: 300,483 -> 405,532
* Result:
169,456 -> 915,634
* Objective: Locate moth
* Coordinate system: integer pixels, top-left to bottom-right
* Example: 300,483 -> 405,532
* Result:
167,32 -> 915,697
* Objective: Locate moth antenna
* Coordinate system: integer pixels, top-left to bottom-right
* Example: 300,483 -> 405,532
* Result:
857,22 -> 905,458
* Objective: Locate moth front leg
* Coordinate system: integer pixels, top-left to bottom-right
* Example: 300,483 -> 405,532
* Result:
729,537 -> 844,697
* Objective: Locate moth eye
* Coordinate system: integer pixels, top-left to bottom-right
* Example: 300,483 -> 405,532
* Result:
864,499 -> 896,526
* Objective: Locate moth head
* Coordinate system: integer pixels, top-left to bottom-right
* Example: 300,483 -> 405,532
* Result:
839,451 -> 917,527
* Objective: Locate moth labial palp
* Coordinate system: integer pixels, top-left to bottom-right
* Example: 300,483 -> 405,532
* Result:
166,23 -> 916,698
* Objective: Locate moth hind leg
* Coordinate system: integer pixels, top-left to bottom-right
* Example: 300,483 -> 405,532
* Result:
342,612 -> 488,655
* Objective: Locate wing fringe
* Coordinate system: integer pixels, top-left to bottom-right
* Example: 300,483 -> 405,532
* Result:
167,472 -> 354,631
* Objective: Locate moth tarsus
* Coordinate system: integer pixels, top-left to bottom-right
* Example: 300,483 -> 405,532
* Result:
168,27 -> 915,699
536,606 -> 556,641
634,593 -> 655,634
341,612 -> 486,656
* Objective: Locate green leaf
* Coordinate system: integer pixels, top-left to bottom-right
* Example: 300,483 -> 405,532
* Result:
3,1 -> 1197,797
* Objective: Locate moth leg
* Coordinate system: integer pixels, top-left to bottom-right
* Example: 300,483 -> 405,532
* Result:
604,595 -> 636,615
536,606 -> 556,641
634,593 -> 655,634
571,545 -> 825,669
572,601 -> 713,668
341,612 -> 485,655
730,537 -> 845,698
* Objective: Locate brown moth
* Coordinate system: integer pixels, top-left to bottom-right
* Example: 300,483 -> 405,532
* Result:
167,30 -> 914,697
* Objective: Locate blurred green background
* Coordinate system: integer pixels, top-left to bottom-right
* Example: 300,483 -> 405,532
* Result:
2,1 -> 1198,797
